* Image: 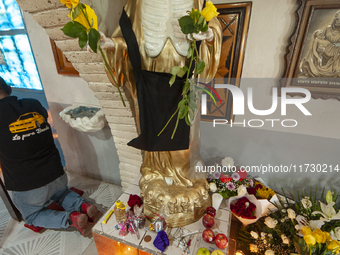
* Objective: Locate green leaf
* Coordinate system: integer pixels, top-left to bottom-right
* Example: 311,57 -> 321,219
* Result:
197,15 -> 205,25
170,66 -> 181,76
201,21 -> 208,33
190,99 -> 197,110
187,46 -> 193,59
78,31 -> 88,49
185,114 -> 191,126
71,5 -> 81,20
179,105 -> 188,119
178,16 -> 195,34
88,28 -> 100,53
196,59 -> 205,74
178,99 -> 186,108
177,66 -> 188,78
61,21 -> 87,38
189,108 -> 194,121
169,75 -> 176,87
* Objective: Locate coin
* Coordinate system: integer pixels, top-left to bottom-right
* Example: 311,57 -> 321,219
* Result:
144,235 -> 152,242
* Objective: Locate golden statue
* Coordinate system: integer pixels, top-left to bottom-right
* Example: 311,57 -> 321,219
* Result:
102,0 -> 222,227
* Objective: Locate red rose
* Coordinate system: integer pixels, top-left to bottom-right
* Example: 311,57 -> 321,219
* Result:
237,168 -> 247,181
230,197 -> 256,219
247,187 -> 256,195
220,173 -> 233,183
127,194 -> 143,211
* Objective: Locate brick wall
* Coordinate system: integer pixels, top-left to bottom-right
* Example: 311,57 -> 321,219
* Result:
16,0 -> 142,190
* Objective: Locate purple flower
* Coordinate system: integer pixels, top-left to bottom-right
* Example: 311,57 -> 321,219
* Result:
213,172 -> 221,179
249,178 -> 254,187
226,182 -> 235,191
232,172 -> 240,181
207,177 -> 213,182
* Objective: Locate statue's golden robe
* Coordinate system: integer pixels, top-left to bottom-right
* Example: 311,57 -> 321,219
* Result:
104,0 -> 222,226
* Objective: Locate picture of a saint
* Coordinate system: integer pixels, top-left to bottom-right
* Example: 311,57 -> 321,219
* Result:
299,10 -> 340,78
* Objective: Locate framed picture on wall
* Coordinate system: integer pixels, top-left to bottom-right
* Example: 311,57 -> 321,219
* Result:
201,2 -> 251,122
50,39 -> 79,76
281,0 -> 340,100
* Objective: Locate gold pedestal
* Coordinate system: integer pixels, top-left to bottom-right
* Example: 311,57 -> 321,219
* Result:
140,178 -> 211,227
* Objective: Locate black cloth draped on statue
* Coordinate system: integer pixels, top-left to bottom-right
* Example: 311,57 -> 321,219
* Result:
119,9 -> 201,151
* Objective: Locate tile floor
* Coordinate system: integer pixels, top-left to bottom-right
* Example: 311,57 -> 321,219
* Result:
0,170 -> 123,255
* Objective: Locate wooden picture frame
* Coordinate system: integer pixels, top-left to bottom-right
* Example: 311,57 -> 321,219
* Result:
201,2 -> 252,122
50,39 -> 79,76
281,0 -> 340,100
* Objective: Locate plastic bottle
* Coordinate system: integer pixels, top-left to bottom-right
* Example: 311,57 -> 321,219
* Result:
114,200 -> 127,222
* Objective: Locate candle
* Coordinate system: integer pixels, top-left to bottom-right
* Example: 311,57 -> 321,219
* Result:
235,251 -> 244,255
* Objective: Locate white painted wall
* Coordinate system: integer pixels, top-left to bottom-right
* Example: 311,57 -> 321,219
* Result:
212,0 -> 340,140
201,0 -> 340,193
24,12 -> 121,185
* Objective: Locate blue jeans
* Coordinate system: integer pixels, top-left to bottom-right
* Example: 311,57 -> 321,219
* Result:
12,173 -> 85,229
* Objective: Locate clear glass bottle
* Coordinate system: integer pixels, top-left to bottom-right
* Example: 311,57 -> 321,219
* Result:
114,200 -> 127,222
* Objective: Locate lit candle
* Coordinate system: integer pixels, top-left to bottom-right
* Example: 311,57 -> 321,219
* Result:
235,251 -> 244,255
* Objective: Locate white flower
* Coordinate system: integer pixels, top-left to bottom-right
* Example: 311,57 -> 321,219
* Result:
265,250 -> 275,255
221,156 -> 234,168
249,244 -> 258,252
281,209 -> 286,213
294,215 -> 324,236
312,201 -> 340,222
263,239 -> 267,244
330,230 -> 337,240
268,234 -> 272,238
287,208 -> 296,219
250,231 -> 259,239
237,185 -> 247,197
301,197 -> 312,209
261,232 -> 266,237
334,227 -> 340,240
209,182 -> 217,192
264,217 -> 278,229
281,234 -> 289,244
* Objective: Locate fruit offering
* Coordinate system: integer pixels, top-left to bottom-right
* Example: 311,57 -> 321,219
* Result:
196,247 -> 211,255
211,250 -> 224,255
202,228 -> 215,243
214,233 -> 228,249
202,214 -> 215,228
206,206 -> 216,217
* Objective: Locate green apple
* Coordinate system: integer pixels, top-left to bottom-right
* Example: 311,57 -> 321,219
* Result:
196,247 -> 211,255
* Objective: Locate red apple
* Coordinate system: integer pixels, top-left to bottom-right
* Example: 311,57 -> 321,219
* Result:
202,214 -> 214,228
206,207 -> 216,217
202,228 -> 215,243
214,233 -> 228,249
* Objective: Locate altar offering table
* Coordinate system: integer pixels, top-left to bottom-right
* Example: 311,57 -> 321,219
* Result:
92,175 -> 241,255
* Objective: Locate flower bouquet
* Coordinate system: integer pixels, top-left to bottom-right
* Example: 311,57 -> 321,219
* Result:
228,194 -> 262,226
237,189 -> 340,255
207,157 -> 255,199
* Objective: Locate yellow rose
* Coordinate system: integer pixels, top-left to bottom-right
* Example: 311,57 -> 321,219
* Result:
304,234 -> 316,245
313,229 -> 326,243
324,231 -> 333,242
70,4 -> 98,32
302,226 -> 313,236
328,240 -> 340,253
201,0 -> 219,21
60,0 -> 79,9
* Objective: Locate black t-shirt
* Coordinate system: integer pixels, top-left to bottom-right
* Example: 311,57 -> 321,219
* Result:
0,96 -> 64,191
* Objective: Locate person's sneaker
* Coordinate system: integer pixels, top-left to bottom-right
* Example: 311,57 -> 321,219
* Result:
69,212 -> 93,237
81,202 -> 103,223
